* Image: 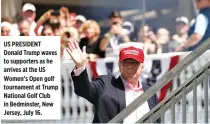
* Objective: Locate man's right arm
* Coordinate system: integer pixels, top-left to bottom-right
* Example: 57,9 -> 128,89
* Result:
175,14 -> 208,51
66,40 -> 106,103
71,67 -> 106,104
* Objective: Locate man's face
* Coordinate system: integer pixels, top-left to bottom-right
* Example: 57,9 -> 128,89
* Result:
109,17 -> 123,27
75,20 -> 83,29
22,10 -> 36,23
119,59 -> 144,82
1,27 -> 10,36
176,22 -> 189,34
196,0 -> 210,9
18,21 -> 30,36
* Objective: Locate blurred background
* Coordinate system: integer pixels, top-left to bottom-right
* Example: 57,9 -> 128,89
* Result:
1,0 -> 197,35
2,0 -> 210,123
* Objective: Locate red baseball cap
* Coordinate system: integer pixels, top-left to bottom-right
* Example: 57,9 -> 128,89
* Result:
119,46 -> 144,63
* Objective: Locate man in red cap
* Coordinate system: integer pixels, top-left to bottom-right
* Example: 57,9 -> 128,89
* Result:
67,40 -> 159,123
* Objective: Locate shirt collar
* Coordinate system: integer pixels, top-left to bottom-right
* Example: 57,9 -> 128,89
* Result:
120,76 -> 144,92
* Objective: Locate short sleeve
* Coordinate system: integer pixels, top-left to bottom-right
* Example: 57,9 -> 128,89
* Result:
194,14 -> 209,35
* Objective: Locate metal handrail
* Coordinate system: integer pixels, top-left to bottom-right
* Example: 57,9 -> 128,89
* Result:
108,38 -> 210,123
137,62 -> 210,123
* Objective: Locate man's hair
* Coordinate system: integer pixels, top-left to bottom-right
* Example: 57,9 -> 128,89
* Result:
108,10 -> 122,19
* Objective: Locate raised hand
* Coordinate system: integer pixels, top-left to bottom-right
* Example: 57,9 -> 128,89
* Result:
40,9 -> 53,22
110,24 -> 123,35
66,40 -> 87,69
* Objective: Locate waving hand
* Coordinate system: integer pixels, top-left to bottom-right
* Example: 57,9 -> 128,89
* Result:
66,40 -> 87,69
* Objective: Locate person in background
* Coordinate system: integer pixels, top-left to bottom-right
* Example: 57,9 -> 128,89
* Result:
156,28 -> 170,53
59,6 -> 72,31
35,8 -> 65,36
122,21 -> 135,41
34,9 -> 53,35
67,12 -> 77,27
137,25 -> 159,54
49,17 -> 61,36
79,20 -> 105,60
75,15 -> 87,38
18,20 -> 30,36
10,3 -> 39,36
60,26 -> 79,52
1,21 -> 11,36
170,17 -> 189,52
172,16 -> 190,43
75,15 -> 86,30
66,42 -> 160,123
100,10 -> 131,52
41,26 -> 54,36
175,0 -> 210,51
